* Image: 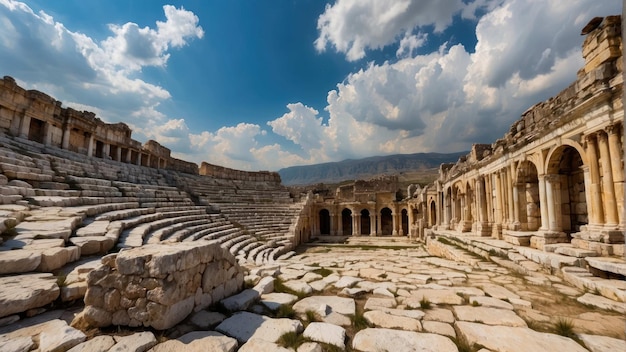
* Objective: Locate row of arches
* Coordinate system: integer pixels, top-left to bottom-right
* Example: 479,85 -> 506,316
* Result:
317,207 -> 409,236
429,123 -> 624,242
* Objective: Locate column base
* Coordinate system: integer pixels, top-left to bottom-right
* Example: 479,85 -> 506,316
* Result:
530,231 -> 568,250
475,222 -> 492,237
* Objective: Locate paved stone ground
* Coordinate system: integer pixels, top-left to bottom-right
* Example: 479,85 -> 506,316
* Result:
1,240 -> 624,351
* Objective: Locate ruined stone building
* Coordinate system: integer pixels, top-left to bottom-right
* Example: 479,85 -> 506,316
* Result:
409,16 -> 624,257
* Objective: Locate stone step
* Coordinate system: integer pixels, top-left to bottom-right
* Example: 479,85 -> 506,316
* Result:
586,257 -> 626,277
561,266 -> 626,303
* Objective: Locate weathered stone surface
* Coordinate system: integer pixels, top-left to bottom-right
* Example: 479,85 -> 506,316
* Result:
456,321 -> 587,352
303,322 -> 346,349
406,289 -> 464,306
38,321 -> 86,352
67,335 -> 115,352
352,328 -> 458,352
423,308 -> 455,323
586,257 -> 626,276
453,306 -> 527,327
293,296 -> 355,316
364,297 -> 396,310
578,333 -> 626,352
0,250 -> 41,274
215,311 -> 303,343
150,331 -> 237,352
480,284 -> 520,300
252,276 -> 274,294
237,338 -> 290,352
0,336 -> 34,352
364,310 -> 422,331
220,289 -> 259,312
469,296 -> 514,310
0,273 -> 59,318
577,293 -> 626,314
260,292 -> 298,311
188,310 -> 226,329
82,242 -> 243,329
298,342 -> 323,352
422,321 -> 456,338
334,275 -> 362,288
109,332 -> 157,352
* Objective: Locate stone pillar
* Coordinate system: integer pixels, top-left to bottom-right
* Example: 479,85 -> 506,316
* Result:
136,153 -> 142,166
598,129 -> 618,227
369,213 -> 376,236
116,147 -> 122,162
545,174 -> 562,232
376,212 -> 382,236
436,183 -> 442,227
506,168 -> 515,227
494,173 -> 503,224
392,210 -> 398,236
43,122 -> 52,146
87,134 -> 95,157
330,213 -> 336,236
18,114 -> 31,138
606,124 -> 624,226
336,212 -> 343,236
485,175 -> 493,223
62,125 -> 71,149
585,134 -> 604,225
443,191 -> 450,228
538,175 -> 549,231
354,214 -> 361,236
103,144 -> 111,159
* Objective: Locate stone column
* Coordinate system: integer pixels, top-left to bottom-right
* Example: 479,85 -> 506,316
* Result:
443,190 -> 450,228
354,214 -> 361,236
18,114 -> 31,138
61,125 -> 71,150
538,175 -> 549,231
87,134 -> 94,157
506,168 -> 515,227
103,144 -> 111,159
116,147 -> 122,162
545,174 -> 562,232
376,212 -> 382,236
485,175 -> 493,223
597,131 -> 618,226
43,122 -> 52,146
136,153 -> 142,166
585,134 -> 604,225
392,210 -> 398,236
606,125 -> 624,226
330,213 -> 336,236
477,178 -> 488,223
494,173 -> 503,224
436,182 -> 442,227
369,212 -> 376,236
337,212 -> 343,236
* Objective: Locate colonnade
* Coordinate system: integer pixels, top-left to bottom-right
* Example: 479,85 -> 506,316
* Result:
310,205 -> 410,237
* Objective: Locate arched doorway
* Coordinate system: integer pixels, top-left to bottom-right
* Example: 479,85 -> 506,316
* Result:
429,200 -> 437,227
341,208 -> 352,235
517,161 -> 540,230
380,208 -> 393,236
547,146 -> 587,234
360,209 -> 371,235
401,209 -> 409,235
319,209 -> 330,235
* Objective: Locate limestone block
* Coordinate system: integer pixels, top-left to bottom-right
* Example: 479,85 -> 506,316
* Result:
67,335 -> 115,352
578,333 -> 626,352
0,249 -> 41,274
109,332 -> 157,352
352,328 -> 458,352
303,322 -> 346,349
37,246 -> 81,272
364,310 -> 422,331
150,331 -> 237,352
452,306 -> 526,327
215,311 -> 303,344
260,292 -> 298,311
220,289 -> 259,312
422,321 -> 456,339
0,336 -> 35,352
293,296 -> 356,316
405,289 -> 464,307
38,321 -> 86,352
0,273 -> 59,318
237,338 -> 290,352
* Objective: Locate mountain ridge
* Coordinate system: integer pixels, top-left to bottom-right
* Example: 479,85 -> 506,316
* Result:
278,151 -> 467,186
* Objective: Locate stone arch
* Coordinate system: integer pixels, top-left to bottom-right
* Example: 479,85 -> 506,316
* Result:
401,208 -> 409,235
380,207 -> 393,236
319,209 -> 330,235
341,208 -> 353,236
429,199 -> 437,227
517,160 -> 540,231
360,209 -> 371,235
544,140 -> 587,175
546,145 -> 587,234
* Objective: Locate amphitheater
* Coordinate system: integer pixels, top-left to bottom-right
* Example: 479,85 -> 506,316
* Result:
0,15 -> 623,352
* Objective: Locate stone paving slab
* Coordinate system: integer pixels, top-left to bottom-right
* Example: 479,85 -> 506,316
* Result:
0,273 -> 59,318
215,311 -> 302,344
352,328 -> 458,352
303,322 -> 345,349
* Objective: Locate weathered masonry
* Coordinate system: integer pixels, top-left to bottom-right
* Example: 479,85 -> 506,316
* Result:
0,77 -> 197,174
411,16 -> 624,255
310,176 -> 412,237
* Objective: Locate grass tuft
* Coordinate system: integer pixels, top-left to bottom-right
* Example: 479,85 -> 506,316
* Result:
277,331 -> 305,349
312,267 -> 333,277
420,297 -> 432,310
351,312 -> 370,331
552,317 -> 576,339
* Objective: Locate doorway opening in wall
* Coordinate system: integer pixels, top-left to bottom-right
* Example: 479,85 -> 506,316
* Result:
319,209 -> 330,235
380,207 -> 392,236
28,118 -> 45,144
401,209 -> 409,235
360,209 -> 371,235
342,208 -> 352,235
429,201 -> 437,227
550,146 -> 587,236
95,140 -> 104,158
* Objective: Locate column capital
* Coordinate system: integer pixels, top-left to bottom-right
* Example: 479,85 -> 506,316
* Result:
605,123 -> 621,135
597,129 -> 608,143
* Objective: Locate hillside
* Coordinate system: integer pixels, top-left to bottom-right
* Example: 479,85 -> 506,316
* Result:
278,151 -> 467,186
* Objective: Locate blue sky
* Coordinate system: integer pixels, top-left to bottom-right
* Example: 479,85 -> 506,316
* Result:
0,0 -> 620,171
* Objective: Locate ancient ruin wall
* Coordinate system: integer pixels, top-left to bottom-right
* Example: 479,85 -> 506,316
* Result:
82,241 -> 243,330
199,161 -> 282,183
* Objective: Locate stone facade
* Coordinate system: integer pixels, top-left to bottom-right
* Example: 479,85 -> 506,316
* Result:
200,162 -> 281,183
82,241 -> 243,329
410,16 -> 624,254
309,176 -> 414,237
0,76 -> 197,174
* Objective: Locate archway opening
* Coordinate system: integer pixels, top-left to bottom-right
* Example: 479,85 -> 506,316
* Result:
28,118 -> 46,144
360,209 -> 371,235
430,201 -> 437,227
401,209 -> 409,235
319,209 -> 330,235
342,208 -> 353,235
517,161 -> 540,231
547,146 -> 587,234
380,208 -> 393,236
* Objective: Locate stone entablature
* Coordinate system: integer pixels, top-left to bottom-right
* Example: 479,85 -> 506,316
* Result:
0,76 -> 197,174
411,16 -> 624,255
199,161 -> 281,183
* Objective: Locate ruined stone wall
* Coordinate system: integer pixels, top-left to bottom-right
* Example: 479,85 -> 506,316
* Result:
82,241 -> 243,330
199,161 -> 281,183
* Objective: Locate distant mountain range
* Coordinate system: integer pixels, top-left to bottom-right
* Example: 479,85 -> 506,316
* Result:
277,151 -> 467,186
